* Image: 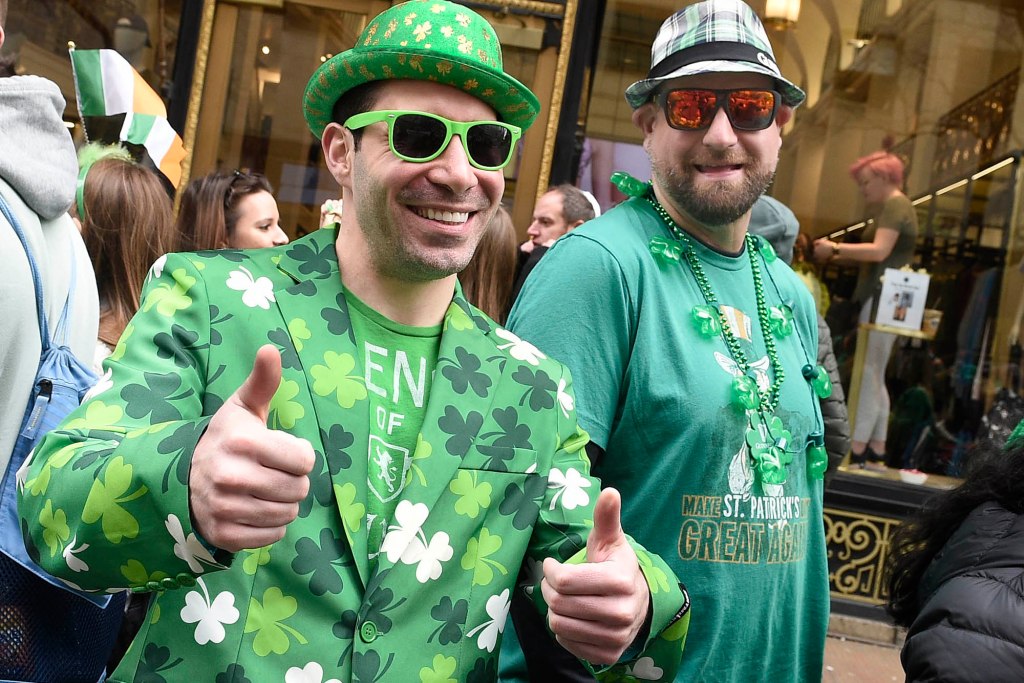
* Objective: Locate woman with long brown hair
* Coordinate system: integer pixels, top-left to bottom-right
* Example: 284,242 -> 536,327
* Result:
175,170 -> 289,251
77,153 -> 176,369
459,205 -> 517,324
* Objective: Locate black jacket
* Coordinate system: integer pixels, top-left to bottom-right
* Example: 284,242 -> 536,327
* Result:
817,314 -> 850,480
901,502 -> 1024,682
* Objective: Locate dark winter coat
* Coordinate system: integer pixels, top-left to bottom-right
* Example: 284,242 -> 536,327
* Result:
901,502 -> 1024,682
818,314 -> 851,480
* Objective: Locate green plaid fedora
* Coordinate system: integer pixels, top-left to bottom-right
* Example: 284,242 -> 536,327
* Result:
625,0 -> 806,109
303,0 -> 540,138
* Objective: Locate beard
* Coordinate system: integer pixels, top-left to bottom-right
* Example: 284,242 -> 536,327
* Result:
651,149 -> 776,227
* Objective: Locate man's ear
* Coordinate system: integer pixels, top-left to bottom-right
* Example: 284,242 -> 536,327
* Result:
567,219 -> 585,231
631,102 -> 659,136
776,105 -> 794,127
323,122 -> 355,188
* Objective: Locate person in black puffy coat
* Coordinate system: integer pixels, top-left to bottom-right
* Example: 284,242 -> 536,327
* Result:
885,421 -> 1024,682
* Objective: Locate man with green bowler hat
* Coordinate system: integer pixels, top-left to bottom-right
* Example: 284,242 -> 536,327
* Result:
504,0 -> 831,681
19,1 -> 689,681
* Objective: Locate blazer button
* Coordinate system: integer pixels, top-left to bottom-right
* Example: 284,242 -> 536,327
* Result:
359,621 -> 379,643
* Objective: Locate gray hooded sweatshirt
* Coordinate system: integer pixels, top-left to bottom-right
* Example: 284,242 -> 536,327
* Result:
0,75 -> 99,472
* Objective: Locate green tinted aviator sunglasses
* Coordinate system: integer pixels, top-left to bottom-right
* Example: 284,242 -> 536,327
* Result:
344,110 -> 522,171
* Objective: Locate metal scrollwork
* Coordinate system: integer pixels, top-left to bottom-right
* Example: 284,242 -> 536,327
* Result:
824,508 -> 901,605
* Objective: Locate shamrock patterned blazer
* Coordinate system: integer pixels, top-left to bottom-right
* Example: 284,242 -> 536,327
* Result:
19,225 -> 689,682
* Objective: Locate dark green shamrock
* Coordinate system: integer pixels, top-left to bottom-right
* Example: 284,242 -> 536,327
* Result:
440,346 -> 492,397
352,650 -> 395,683
121,372 -> 193,422
21,518 -> 40,565
438,406 -> 484,456
200,248 -> 245,262
285,241 -> 333,276
157,421 -> 209,492
512,366 -> 556,411
482,407 -> 533,449
322,293 -> 355,342
291,527 -> 352,595
467,656 -> 498,683
357,570 -> 407,634
332,609 -> 357,666
215,664 -> 252,683
557,531 -> 585,559
209,305 -> 233,346
154,324 -> 204,369
70,443 -> 115,471
428,596 -> 468,645
289,279 -> 318,297
499,475 -> 546,530
268,328 -> 301,370
134,642 -> 183,683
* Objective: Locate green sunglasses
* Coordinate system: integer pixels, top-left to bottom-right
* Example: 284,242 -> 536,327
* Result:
343,110 -> 522,171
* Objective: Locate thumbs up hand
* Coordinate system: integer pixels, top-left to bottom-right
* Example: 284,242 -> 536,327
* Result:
190,345 -> 315,552
541,487 -> 651,665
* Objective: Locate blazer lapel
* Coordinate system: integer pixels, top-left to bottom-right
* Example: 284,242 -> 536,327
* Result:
274,227 -> 372,588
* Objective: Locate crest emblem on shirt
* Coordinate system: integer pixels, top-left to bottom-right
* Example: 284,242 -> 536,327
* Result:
367,435 -> 412,503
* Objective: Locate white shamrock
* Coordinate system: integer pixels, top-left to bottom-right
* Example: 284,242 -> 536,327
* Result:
84,368 -> 113,402
285,662 -> 342,683
466,588 -> 510,652
226,266 -> 275,309
166,514 -> 217,573
415,531 -> 453,583
547,467 -> 591,511
380,500 -> 429,564
626,657 -> 665,680
62,535 -> 90,572
495,328 -> 546,366
149,254 -> 167,280
556,377 -> 574,418
180,577 -> 239,645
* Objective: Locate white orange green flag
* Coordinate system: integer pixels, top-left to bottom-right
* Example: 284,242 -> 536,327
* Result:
69,47 -> 186,188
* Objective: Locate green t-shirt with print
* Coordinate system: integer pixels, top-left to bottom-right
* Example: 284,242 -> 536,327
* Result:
344,290 -> 442,564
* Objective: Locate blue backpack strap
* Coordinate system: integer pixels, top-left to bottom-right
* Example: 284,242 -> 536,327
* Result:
52,240 -> 79,347
0,193 -> 51,351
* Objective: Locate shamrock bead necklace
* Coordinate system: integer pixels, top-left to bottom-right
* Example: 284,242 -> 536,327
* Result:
646,190 -> 785,418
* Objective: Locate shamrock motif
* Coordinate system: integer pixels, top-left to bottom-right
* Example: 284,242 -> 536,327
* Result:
466,657 -> 498,683
626,657 -> 665,681
437,406 -> 483,457
648,235 -> 684,263
154,324 -> 203,369
81,456 -> 147,543
357,571 -> 407,635
547,467 -> 591,511
380,501 -> 453,583
215,664 -> 251,683
691,304 -> 722,338
268,328 -> 301,370
419,654 -> 457,683
136,642 -> 183,682
511,366 -> 556,411
121,371 -> 192,423
636,549 -> 671,594
428,596 -> 468,645
241,546 -> 271,575
157,421 -> 207,492
285,662 -> 341,683
39,500 -> 69,557
284,241 -> 333,276
165,514 -> 216,573
321,294 -> 355,339
291,527 -> 352,596
142,267 -> 194,317
730,375 -> 760,411
494,328 -> 545,366
460,527 -> 507,586
465,588 -> 510,652
180,577 -> 240,645
311,351 -> 367,408
441,347 -> 492,397
745,416 -> 795,486
150,253 -> 167,279
556,377 -> 574,418
331,610 -> 358,666
62,535 -> 90,572
269,378 -> 305,430
610,171 -> 649,197
351,651 -> 395,683
498,476 -> 545,530
226,266 -> 275,309
449,470 -> 491,518
768,305 -> 794,338
244,586 -> 308,656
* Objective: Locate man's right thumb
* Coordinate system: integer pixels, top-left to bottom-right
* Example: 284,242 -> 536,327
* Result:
235,344 -> 282,422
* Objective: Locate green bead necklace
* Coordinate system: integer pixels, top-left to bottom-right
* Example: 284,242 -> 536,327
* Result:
644,188 -> 829,485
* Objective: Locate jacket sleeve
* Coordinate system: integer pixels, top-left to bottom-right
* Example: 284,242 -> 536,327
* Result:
519,364 -> 690,681
817,314 -> 851,479
19,253 -> 229,594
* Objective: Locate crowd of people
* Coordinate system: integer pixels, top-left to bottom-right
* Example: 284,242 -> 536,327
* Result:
2,0 -> 1021,682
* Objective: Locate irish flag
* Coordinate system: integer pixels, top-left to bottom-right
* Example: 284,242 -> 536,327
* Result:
69,48 -> 186,188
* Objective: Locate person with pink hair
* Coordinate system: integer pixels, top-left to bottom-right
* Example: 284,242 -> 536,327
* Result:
814,146 -> 919,468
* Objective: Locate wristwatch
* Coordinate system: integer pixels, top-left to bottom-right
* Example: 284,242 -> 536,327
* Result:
831,242 -> 840,257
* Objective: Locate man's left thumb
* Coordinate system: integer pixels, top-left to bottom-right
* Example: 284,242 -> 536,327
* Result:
586,487 -> 626,563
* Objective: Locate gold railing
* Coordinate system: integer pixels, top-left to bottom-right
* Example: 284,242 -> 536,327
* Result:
824,507 -> 902,605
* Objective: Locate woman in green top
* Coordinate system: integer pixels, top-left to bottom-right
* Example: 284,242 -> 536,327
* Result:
814,148 -> 919,467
